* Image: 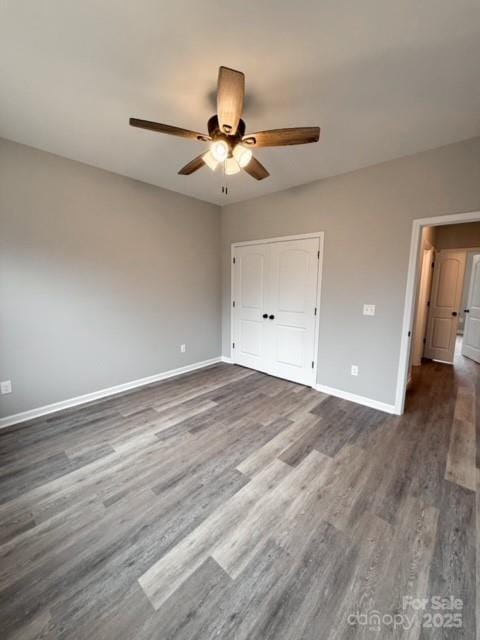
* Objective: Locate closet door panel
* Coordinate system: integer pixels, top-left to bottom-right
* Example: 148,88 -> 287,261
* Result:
268,238 -> 319,385
232,244 -> 270,372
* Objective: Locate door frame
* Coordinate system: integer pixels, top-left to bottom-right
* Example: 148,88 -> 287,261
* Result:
396,210 -> 480,414
230,232 -> 325,386
411,246 -> 435,367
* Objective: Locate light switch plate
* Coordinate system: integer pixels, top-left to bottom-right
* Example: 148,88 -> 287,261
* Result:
1,380 -> 12,394
351,365 -> 359,376
363,304 -> 376,316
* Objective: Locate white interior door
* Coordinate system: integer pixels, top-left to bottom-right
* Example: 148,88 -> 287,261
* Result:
424,250 -> 466,363
232,236 -> 320,386
232,243 -> 270,373
268,238 -> 319,385
462,254 -> 480,363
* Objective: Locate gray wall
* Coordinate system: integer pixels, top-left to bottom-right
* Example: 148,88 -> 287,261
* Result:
221,137 -> 480,406
0,138 -> 221,418
3,135 -> 480,417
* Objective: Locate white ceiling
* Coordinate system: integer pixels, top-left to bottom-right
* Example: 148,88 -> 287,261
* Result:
1,1 -> 479,205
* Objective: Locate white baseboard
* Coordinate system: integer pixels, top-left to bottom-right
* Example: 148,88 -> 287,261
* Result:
220,355 -> 233,364
313,383 -> 398,415
0,357 -> 222,429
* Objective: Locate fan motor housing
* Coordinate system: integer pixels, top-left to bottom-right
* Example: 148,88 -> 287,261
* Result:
207,115 -> 246,145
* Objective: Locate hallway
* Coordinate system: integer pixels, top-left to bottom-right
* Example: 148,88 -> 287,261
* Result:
408,333 -> 477,488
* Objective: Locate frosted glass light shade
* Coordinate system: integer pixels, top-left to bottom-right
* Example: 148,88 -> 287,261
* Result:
233,144 -> 253,168
225,157 -> 241,175
210,139 -> 229,162
202,151 -> 219,171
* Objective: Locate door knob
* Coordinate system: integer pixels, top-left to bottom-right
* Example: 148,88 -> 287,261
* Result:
452,311 -> 458,317
269,314 -> 275,320
262,313 -> 268,319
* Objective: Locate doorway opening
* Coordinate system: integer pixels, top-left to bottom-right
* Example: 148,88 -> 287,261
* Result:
397,211 -> 480,413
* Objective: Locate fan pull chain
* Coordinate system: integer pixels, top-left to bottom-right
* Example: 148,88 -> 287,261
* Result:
221,160 -> 228,195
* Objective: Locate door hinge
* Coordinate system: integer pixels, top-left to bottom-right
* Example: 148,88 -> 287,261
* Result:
232,342 -> 235,349
314,307 -> 317,316
431,262 -> 435,268
423,337 -> 426,344
427,300 -> 430,307
311,361 -> 315,368
232,300 -> 235,308
233,257 -> 236,265
408,331 -> 411,337
317,250 -> 320,259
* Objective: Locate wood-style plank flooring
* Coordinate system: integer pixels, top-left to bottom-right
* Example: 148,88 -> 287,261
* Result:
0,345 -> 477,639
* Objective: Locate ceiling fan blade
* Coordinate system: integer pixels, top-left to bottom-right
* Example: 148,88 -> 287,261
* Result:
178,154 -> 206,175
243,156 -> 269,181
242,127 -> 320,148
217,66 -> 245,136
129,118 -> 210,142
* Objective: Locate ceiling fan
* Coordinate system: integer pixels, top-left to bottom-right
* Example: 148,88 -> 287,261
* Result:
129,66 -> 320,182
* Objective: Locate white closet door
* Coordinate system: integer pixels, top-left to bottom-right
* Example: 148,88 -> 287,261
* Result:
462,254 -> 480,363
232,236 -> 320,386
232,243 -> 270,373
267,238 -> 319,385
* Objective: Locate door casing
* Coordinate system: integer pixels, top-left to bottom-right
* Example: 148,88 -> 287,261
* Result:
411,247 -> 435,366
230,232 -> 324,386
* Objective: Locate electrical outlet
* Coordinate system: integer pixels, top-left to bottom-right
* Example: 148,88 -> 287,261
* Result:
1,380 -> 12,394
180,344 -> 186,353
363,304 -> 376,316
351,365 -> 359,377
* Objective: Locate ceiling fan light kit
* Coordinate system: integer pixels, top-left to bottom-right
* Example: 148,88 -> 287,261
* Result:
129,66 -> 321,189
225,156 -> 241,175
210,139 -> 229,162
233,143 -> 252,168
202,150 -> 219,171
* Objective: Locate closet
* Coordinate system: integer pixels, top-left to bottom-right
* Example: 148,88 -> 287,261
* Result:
231,235 -> 322,386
